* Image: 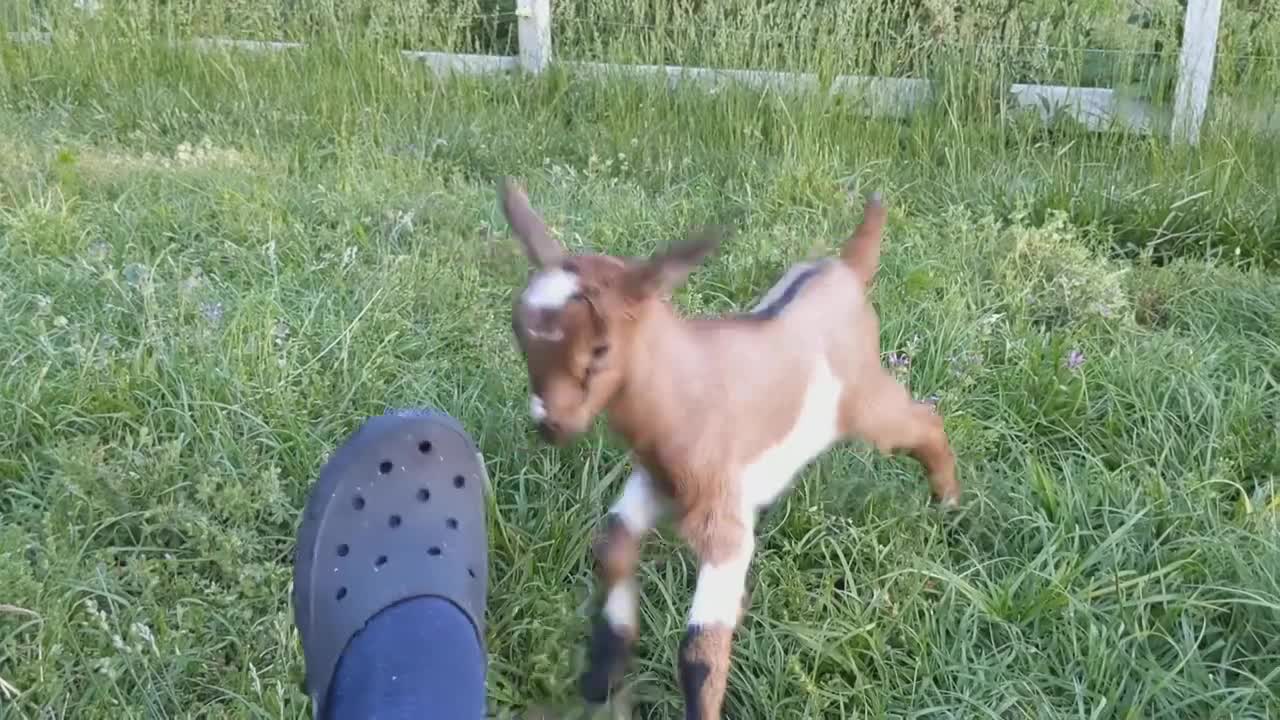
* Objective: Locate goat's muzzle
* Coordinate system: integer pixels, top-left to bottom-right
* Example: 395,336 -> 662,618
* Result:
535,419 -> 572,446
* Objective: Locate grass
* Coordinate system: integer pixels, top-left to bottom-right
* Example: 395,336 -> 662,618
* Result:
1,18 -> 1280,720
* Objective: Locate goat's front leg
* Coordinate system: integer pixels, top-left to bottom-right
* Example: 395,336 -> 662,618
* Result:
678,513 -> 755,720
580,466 -> 665,704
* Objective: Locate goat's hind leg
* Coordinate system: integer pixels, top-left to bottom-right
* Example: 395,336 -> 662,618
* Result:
843,372 -> 960,507
580,467 -> 665,704
677,513 -> 755,720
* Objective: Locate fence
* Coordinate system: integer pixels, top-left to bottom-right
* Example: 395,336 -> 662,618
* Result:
523,0 -> 1229,145
6,0 -> 1234,145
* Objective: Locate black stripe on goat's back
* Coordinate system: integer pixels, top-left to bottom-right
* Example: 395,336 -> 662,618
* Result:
747,262 -> 824,321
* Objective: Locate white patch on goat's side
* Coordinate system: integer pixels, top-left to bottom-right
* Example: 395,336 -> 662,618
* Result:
529,394 -> 547,422
740,357 -> 843,513
523,268 -> 579,309
749,261 -> 818,313
687,534 -> 755,628
609,466 -> 666,536
603,578 -> 638,632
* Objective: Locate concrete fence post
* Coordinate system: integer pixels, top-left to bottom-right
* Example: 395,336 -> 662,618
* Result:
516,0 -> 551,73
1172,0 -> 1224,144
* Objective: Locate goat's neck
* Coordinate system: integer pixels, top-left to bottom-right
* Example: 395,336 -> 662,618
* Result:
605,304 -> 713,456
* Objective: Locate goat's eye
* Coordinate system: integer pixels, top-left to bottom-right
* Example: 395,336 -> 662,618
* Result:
591,344 -> 609,358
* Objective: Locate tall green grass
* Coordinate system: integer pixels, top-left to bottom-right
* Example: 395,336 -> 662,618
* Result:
0,4 -> 1278,719
3,0 -> 1279,265
6,0 -> 1279,93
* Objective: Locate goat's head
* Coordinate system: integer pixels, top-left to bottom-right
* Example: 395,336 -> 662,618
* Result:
498,177 -> 722,445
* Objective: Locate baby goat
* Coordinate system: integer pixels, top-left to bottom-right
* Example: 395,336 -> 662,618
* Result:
498,178 -> 960,719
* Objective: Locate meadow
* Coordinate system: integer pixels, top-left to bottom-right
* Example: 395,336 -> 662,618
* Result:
1,1 -> 1279,718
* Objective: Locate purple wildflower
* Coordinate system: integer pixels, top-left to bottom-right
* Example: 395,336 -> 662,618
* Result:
88,241 -> 110,263
1065,348 -> 1085,371
201,301 -> 224,325
888,352 -> 911,369
949,352 -> 983,376
123,263 -> 148,287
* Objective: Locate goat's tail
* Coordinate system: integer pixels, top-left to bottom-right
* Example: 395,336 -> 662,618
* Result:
840,192 -> 886,285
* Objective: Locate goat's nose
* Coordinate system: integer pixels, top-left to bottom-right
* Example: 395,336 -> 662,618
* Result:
536,419 -> 562,443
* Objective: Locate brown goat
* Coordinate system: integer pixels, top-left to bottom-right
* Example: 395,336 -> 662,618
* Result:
498,177 -> 960,719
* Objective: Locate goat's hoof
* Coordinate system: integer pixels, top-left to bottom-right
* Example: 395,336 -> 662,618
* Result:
931,479 -> 962,507
932,490 -> 962,510
579,666 -> 615,705
580,613 -> 633,705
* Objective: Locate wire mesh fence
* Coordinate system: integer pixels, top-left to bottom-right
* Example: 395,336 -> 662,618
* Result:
2,0 -> 1277,132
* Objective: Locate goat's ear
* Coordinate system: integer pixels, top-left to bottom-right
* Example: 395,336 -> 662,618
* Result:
623,225 -> 725,300
498,177 -> 564,268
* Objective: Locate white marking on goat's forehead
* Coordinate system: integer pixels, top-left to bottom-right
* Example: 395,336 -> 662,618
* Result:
687,534 -> 755,627
522,267 -> 579,309
741,357 -> 843,513
529,395 -> 547,422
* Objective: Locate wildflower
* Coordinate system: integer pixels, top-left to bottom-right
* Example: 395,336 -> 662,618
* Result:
123,263 -> 148,288
88,241 -> 110,263
949,352 -> 983,376
1065,348 -> 1085,371
131,622 -> 157,654
201,302 -> 225,325
274,319 -> 291,347
888,352 -> 911,369
387,210 -> 415,242
180,269 -> 205,295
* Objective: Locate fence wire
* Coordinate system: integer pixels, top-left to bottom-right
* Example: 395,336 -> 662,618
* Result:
3,1 -> 1277,95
